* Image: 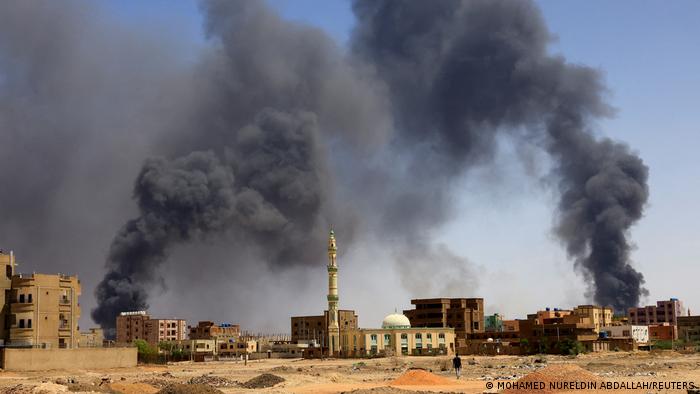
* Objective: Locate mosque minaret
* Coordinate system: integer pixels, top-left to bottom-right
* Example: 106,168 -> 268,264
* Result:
327,229 -> 339,355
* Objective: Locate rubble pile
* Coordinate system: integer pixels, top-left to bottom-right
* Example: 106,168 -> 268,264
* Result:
187,375 -> 237,388
240,373 -> 285,389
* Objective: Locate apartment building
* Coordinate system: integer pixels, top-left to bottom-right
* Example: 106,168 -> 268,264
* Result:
572,305 -> 613,333
291,309 -> 358,346
403,298 -> 484,340
116,311 -> 186,345
189,321 -> 240,340
145,318 -> 187,344
628,298 -> 683,325
7,272 -> 81,348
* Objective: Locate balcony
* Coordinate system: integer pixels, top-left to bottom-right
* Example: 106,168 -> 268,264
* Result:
10,303 -> 33,313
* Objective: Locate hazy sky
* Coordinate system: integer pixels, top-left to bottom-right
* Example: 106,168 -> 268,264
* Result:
13,1 -> 700,330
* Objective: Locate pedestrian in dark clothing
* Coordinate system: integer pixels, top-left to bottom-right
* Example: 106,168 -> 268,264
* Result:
453,353 -> 462,379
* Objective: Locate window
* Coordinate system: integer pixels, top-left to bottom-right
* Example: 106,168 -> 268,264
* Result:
19,294 -> 25,303
473,322 -> 479,330
27,294 -> 32,303
19,319 -> 25,328
426,333 -> 432,340
27,319 -> 32,328
384,334 -> 391,347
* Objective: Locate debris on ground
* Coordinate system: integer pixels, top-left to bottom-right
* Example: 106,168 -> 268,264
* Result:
139,379 -> 174,389
390,369 -> 457,386
155,384 -> 223,394
0,385 -> 34,394
240,373 -> 285,389
187,375 -> 237,388
503,364 -> 604,394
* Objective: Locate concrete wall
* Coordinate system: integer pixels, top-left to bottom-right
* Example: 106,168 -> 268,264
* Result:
1,347 -> 137,371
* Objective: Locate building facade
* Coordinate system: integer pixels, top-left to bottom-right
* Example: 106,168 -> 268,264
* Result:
291,309 -> 358,346
79,328 -> 104,347
189,321 -> 240,341
340,313 -> 455,356
649,323 -> 677,341
572,305 -> 613,333
403,298 -> 484,340
601,324 -> 649,344
628,298 -> 683,326
116,311 -> 186,345
7,273 -> 81,349
0,251 -> 82,349
145,318 -> 187,344
677,316 -> 700,342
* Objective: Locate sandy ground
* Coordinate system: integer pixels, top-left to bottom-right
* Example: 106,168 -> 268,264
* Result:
0,350 -> 699,393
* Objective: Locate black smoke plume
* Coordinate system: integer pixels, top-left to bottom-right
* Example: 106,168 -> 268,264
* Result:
351,0 -> 649,311
0,0 -> 650,331
92,110 -> 334,330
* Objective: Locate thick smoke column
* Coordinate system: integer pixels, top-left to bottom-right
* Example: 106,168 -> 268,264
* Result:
351,0 -> 649,311
92,110 -> 330,329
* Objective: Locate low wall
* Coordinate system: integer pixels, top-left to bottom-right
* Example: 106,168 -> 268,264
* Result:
1,347 -> 137,371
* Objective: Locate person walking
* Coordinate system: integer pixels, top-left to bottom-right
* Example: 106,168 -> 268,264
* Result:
452,353 -> 462,379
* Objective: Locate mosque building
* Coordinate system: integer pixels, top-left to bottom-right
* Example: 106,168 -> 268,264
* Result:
291,229 -> 456,357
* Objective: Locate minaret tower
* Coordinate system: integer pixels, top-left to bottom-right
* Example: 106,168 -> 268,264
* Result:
327,229 -> 339,356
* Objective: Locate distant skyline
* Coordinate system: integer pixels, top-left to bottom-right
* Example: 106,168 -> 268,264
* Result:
2,1 -> 698,332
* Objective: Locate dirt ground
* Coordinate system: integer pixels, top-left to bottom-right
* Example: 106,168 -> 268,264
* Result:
1,350 -> 699,393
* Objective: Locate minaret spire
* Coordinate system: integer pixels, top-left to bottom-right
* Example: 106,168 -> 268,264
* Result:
327,229 -> 339,356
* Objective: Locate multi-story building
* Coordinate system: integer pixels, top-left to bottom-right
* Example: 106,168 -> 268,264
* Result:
8,273 -> 81,349
189,321 -> 240,341
116,311 -> 186,346
0,250 -> 82,349
572,305 -> 613,333
291,309 -> 358,346
403,298 -> 484,341
116,311 -> 150,344
628,298 -> 683,326
145,318 -> 187,345
677,316 -> 700,342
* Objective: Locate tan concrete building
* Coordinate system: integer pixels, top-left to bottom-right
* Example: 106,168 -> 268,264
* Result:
572,305 -> 613,333
403,298 -> 484,341
628,298 -> 684,326
145,318 -> 187,344
341,313 -> 455,356
116,311 -> 186,345
79,328 -> 104,347
115,311 -> 150,344
189,321 -> 240,341
7,272 -> 81,349
291,309 -> 358,346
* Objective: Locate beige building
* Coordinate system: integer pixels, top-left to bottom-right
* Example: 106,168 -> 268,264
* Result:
572,305 -> 613,333
7,271 -> 81,349
79,328 -> 104,347
189,321 -> 240,341
341,313 -> 456,357
116,311 -> 186,346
